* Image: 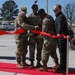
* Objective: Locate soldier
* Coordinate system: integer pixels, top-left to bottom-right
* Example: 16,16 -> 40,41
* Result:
28,4 -> 43,68
14,7 -> 38,68
37,9 -> 59,71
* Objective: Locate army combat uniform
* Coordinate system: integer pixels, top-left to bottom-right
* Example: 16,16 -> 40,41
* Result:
27,4 -> 43,68
14,7 -> 35,68
28,12 -> 43,68
37,9 -> 59,71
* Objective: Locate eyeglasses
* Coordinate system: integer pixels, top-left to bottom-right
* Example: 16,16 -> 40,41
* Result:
53,9 -> 59,12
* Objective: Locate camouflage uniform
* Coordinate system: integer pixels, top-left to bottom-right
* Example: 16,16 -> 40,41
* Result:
28,12 -> 43,68
37,9 -> 59,71
14,7 -> 35,68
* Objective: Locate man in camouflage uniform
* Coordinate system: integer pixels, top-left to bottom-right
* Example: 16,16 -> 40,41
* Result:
28,4 -> 43,68
14,7 -> 38,68
37,9 -> 59,71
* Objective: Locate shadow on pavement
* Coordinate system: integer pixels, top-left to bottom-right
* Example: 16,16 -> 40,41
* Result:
0,45 -> 7,47
69,68 -> 75,73
0,56 -> 29,60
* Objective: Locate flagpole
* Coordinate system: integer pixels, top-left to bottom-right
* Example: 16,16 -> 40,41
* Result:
47,0 -> 48,14
66,36 -> 69,75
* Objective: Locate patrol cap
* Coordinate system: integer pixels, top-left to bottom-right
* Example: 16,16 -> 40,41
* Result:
31,4 -> 38,10
21,7 -> 27,13
38,9 -> 45,14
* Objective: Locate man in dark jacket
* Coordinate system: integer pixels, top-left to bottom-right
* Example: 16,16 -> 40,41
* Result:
53,4 -> 69,73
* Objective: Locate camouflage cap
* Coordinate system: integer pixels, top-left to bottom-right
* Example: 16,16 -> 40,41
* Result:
21,7 -> 27,13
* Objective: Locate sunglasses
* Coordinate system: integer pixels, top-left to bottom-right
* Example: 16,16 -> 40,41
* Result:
53,9 -> 59,12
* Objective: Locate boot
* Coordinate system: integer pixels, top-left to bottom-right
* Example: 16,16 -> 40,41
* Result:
52,61 -> 59,70
52,64 -> 59,70
37,67 -> 47,71
36,61 -> 42,68
16,63 -> 24,68
37,63 -> 47,71
29,61 -> 34,68
21,62 -> 30,66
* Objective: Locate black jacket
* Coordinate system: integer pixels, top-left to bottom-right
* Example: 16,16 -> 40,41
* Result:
55,11 -> 68,35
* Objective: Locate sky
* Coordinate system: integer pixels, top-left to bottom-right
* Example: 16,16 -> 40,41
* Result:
0,0 -> 75,19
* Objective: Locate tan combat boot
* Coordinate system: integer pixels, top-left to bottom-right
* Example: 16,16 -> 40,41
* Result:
52,64 -> 59,70
37,67 -> 48,71
21,62 -> 30,66
37,64 -> 48,71
16,64 -> 24,68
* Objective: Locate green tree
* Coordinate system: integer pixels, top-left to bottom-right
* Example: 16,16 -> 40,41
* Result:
1,0 -> 19,20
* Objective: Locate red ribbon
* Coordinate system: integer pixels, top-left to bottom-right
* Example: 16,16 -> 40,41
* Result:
0,28 -> 70,41
31,30 -> 58,39
0,28 -> 24,35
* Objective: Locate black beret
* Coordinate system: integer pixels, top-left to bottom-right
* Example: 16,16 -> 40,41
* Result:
38,9 -> 45,14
